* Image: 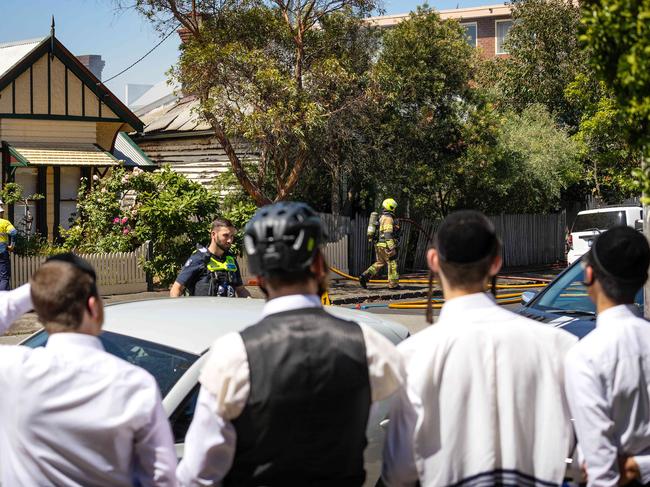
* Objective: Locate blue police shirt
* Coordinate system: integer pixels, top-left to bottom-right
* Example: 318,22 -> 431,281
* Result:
176,249 -> 244,296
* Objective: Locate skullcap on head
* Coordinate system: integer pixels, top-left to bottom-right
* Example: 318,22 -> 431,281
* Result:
589,225 -> 650,284
435,210 -> 499,263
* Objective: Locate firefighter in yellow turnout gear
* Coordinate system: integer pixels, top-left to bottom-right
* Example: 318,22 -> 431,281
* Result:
359,198 -> 400,289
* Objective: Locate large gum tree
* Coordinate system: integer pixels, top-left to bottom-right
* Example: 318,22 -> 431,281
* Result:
121,0 -> 379,206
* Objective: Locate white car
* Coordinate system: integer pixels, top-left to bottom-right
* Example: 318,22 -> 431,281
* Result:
567,206 -> 642,264
20,297 -> 409,486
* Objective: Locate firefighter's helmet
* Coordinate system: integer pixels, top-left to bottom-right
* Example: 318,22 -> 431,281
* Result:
382,198 -> 397,212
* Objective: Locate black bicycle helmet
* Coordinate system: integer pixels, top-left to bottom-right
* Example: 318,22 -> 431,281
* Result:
244,201 -> 326,276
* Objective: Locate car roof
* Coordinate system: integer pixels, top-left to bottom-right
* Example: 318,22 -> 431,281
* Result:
577,206 -> 640,215
103,297 -> 409,354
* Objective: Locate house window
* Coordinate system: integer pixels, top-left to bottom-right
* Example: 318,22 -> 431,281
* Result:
461,23 -> 478,48
496,19 -> 513,54
13,167 -> 38,235
59,166 -> 81,230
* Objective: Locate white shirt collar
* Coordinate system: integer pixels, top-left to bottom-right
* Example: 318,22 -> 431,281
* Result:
46,332 -> 104,351
261,294 -> 322,318
597,304 -> 642,327
438,292 -> 496,322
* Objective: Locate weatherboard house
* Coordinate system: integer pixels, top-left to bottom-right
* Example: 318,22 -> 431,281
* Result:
0,25 -> 153,240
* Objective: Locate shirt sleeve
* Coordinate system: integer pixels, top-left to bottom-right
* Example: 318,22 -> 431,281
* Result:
565,347 -> 620,487
176,387 -> 237,487
177,333 -> 249,485
198,332 -> 250,419
0,284 -> 33,335
381,384 -> 420,486
176,254 -> 203,288
132,383 -> 178,487
359,324 -> 406,402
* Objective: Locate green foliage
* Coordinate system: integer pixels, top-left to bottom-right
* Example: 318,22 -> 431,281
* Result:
580,0 -> 650,201
565,74 -> 640,200
62,167 -> 220,286
495,105 -> 581,211
135,0 -> 380,205
580,0 -> 650,146
372,7 -> 477,217
480,0 -> 585,127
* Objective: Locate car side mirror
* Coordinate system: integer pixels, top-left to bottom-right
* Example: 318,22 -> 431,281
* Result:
635,219 -> 643,232
521,291 -> 537,305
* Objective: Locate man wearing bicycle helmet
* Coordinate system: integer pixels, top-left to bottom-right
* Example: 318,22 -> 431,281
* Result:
177,201 -> 405,487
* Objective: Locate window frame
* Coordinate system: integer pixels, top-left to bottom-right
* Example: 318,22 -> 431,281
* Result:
460,21 -> 478,48
495,19 -> 514,55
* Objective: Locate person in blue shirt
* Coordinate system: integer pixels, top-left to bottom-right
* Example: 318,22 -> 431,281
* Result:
170,218 -> 250,298
0,201 -> 17,291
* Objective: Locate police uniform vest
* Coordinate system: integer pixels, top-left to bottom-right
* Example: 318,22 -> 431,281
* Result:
224,308 -> 371,487
193,252 -> 238,296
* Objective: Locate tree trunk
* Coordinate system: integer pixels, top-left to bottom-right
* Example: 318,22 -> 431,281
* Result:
331,164 -> 341,215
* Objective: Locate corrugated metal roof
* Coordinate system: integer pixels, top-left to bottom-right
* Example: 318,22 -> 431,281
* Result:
113,132 -> 155,167
0,37 -> 47,79
140,96 -> 211,135
9,142 -> 119,166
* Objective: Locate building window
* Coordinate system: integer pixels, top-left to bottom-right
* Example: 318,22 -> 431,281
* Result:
13,167 -> 38,235
59,166 -> 81,229
461,23 -> 478,48
496,19 -> 513,54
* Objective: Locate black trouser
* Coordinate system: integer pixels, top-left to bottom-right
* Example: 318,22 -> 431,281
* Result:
0,251 -> 11,290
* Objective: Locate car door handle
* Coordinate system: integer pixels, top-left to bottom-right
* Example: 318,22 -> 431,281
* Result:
380,419 -> 390,430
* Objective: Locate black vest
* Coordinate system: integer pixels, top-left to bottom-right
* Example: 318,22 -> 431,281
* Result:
224,307 -> 371,487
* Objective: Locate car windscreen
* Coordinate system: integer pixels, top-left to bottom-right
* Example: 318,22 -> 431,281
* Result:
22,331 -> 198,396
572,211 -> 626,232
532,261 -> 642,313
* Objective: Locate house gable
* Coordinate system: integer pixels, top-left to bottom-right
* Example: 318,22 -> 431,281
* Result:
0,36 -> 141,132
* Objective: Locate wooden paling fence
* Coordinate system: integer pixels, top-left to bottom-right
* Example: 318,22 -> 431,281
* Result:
347,212 -> 567,274
238,236 -> 350,284
11,242 -> 151,295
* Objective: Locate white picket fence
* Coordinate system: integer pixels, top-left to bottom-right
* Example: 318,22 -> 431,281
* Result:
10,242 -> 150,295
238,236 -> 349,283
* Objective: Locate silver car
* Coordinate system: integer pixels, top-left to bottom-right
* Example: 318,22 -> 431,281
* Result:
21,297 -> 409,486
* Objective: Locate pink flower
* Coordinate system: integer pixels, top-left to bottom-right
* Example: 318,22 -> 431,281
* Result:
121,217 -> 128,224
123,228 -> 130,235
113,217 -> 120,224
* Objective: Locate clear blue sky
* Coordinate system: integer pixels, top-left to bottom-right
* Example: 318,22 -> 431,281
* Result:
0,0 -> 495,102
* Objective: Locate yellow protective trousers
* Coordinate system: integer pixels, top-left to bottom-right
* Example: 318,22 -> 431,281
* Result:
363,245 -> 399,288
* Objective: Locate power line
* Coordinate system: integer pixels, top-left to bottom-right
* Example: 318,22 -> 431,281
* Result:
102,24 -> 181,84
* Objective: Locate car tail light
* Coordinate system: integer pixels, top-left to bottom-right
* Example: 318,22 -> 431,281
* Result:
567,234 -> 573,250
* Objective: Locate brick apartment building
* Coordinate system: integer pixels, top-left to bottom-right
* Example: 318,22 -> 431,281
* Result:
368,3 -> 513,58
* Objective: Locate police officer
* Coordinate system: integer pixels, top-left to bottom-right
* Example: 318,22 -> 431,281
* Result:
359,198 -> 399,289
0,200 -> 17,291
176,201 -> 404,486
170,218 -> 251,297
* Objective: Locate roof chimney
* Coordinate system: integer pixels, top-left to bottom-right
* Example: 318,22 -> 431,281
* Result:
77,54 -> 105,81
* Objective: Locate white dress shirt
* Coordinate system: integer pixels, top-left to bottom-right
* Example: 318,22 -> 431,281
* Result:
176,294 -> 405,487
0,284 -> 33,335
0,332 -> 177,486
382,292 -> 578,487
565,304 -> 650,486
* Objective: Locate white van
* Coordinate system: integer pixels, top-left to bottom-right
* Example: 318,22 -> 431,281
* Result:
567,206 -> 642,264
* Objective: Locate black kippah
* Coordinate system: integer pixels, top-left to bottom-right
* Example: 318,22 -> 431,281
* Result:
590,226 -> 650,284
45,252 -> 97,282
435,210 -> 499,263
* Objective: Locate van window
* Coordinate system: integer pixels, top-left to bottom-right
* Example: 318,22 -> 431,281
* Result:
572,211 -> 626,232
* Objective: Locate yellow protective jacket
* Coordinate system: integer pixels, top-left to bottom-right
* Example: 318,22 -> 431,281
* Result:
376,213 -> 396,250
